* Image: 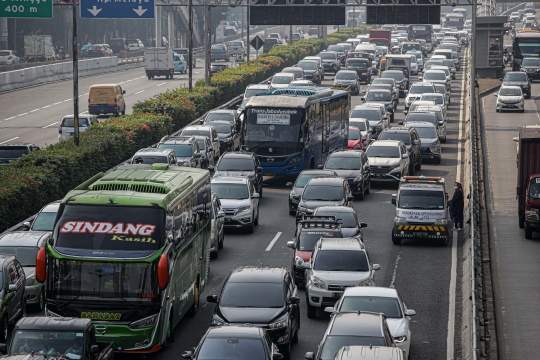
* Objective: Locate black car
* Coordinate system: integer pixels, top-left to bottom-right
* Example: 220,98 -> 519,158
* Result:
205,120 -> 240,153
182,326 -> 284,360
204,109 -> 241,133
501,71 -> 532,98
157,135 -> 202,168
378,127 -> 422,174
322,150 -> 371,200
333,70 -> 360,95
305,312 -> 395,360
318,51 -> 340,74
0,254 -> 26,341
520,58 -> 540,81
345,58 -> 371,84
361,89 -> 394,121
312,206 -> 366,238
296,60 -> 321,84
401,111 -> 444,142
367,83 -> 398,108
327,45 -> 346,65
296,177 -> 354,222
192,135 -> 216,170
214,152 -> 264,196
381,70 -> 408,96
0,143 -> 39,165
206,267 -> 300,358
286,170 -> 337,216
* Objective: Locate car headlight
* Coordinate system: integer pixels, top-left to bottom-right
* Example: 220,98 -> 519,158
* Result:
129,314 -> 158,328
497,98 -> 503,103
430,143 -> 441,152
394,335 -> 407,343
237,204 -> 251,213
394,216 -> 407,225
389,163 -> 401,171
359,278 -> 372,286
518,97 -> 524,103
26,276 -> 37,286
269,317 -> 288,330
526,210 -> 539,221
435,218 -> 448,225
310,276 -> 326,289
211,314 -> 229,326
354,174 -> 363,182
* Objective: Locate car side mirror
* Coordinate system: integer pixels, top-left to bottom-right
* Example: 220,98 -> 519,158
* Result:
253,193 -> 260,198
257,166 -> 264,171
7,284 -> 16,293
439,121 -> 444,126
360,97 -> 365,101
403,110 -> 408,115
286,182 -> 293,187
206,295 -> 218,303
324,306 -> 335,313
23,221 -> 31,229
217,211 -> 225,218
347,195 -> 354,201
90,345 -> 100,355
405,309 -> 416,317
286,241 -> 296,249
398,121 -> 404,125
493,93 -> 497,96
383,115 -> 388,120
414,140 -> 420,145
372,264 -> 381,271
289,296 -> 300,304
318,164 -> 323,169
360,222 -> 367,228
513,137 -> 519,142
122,90 -> 126,94
391,193 -> 397,205
182,351 -> 193,359
0,344 -> 6,354
305,353 -> 315,360
208,166 -> 215,171
273,354 -> 284,360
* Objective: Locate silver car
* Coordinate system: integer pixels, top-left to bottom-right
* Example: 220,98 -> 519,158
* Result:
181,125 -> 220,162
210,176 -> 260,233
58,115 -> 98,142
209,193 -> 225,259
495,85 -> 525,113
366,140 -> 410,182
23,201 -> 60,232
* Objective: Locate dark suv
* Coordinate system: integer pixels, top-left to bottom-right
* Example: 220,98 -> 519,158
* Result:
157,135 -> 202,168
214,152 -> 264,196
0,143 -> 39,165
378,127 -> 422,174
501,71 -> 532,98
0,254 -> 26,341
296,177 -> 354,222
323,150 -> 371,200
286,170 -> 337,215
206,266 -> 300,358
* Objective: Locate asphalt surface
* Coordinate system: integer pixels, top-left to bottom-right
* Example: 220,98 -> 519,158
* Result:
483,30 -> 540,360
150,57 -> 466,360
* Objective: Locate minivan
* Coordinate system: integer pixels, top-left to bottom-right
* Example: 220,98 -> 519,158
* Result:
58,115 -> 98,141
87,84 -> 126,116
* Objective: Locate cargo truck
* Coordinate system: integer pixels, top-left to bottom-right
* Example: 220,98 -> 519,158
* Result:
385,54 -> 412,83
24,35 -> 55,62
514,125 -> 540,239
144,47 -> 174,79
369,29 -> 392,50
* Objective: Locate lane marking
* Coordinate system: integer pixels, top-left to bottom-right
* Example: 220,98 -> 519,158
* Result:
30,109 -> 40,113
0,137 -> 19,144
135,90 -> 145,94
43,121 -> 60,128
18,112 -> 28,117
446,47 -> 468,360
388,249 -> 401,288
266,232 -> 282,251
156,82 -> 167,87
4,117 -> 15,121
64,98 -> 72,102
53,102 -> 62,105
42,105 -> 52,109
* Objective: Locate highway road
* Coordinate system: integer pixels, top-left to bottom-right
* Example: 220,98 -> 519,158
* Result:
482,29 -> 540,360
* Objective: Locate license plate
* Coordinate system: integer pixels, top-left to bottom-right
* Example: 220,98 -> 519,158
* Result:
414,232 -> 428,237
264,172 -> 276,176
332,292 -> 342,298
506,105 -> 516,108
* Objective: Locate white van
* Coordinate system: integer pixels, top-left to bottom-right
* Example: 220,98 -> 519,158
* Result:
355,43 -> 378,62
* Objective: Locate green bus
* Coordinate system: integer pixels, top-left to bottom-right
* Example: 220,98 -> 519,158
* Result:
38,164 -> 211,354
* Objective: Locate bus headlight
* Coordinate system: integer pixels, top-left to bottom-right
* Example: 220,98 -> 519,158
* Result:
287,156 -> 302,165
129,314 -> 158,328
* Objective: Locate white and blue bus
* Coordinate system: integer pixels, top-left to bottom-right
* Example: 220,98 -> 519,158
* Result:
241,88 -> 350,179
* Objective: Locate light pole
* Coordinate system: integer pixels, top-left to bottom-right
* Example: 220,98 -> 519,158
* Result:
188,0 -> 193,91
72,0 -> 79,146
205,3 -> 212,85
470,0 -> 478,125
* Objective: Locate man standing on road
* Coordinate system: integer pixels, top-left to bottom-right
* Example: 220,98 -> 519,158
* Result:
450,182 -> 464,231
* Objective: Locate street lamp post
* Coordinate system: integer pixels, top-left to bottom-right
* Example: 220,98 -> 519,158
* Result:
470,0 -> 477,124
188,0 -> 193,91
72,0 -> 79,146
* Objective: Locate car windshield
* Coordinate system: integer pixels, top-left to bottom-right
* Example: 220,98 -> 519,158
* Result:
398,189 -> 445,209
61,118 -> 89,127
348,128 -> 360,140
421,95 -> 443,104
504,73 -> 528,82
349,121 -> 367,131
318,52 -> 336,59
220,282 -> 285,307
373,79 -> 394,86
434,84 -> 446,94
272,76 -> 293,84
315,211 -> 357,227
313,250 -> 368,271
197,337 -> 266,360
297,61 -> 318,70
217,158 -> 254,171
230,41 -> 243,46
442,60 -> 454,68
11,330 -> 85,358
245,88 -> 268,98
406,114 -> 437,125
378,132 -> 411,145
196,140 -> 206,150
366,146 -> 400,158
212,123 -> 232,133
325,156 -> 361,170
211,183 -> 249,199
382,72 -> 403,81
351,109 -> 380,121
131,155 -> 168,164
328,45 -> 344,52
336,72 -> 356,80
157,144 -> 192,157
31,211 -> 57,231
346,59 -> 368,68
339,296 -> 403,318
499,88 -> 522,96
0,51 -> 11,57
206,113 -> 234,122
414,126 -> 437,138
320,335 -> 387,360
0,247 -> 38,267
302,185 -> 344,201
409,85 -> 434,94
366,92 -> 391,101
0,146 -> 29,159
522,58 -> 540,66
424,72 -> 446,80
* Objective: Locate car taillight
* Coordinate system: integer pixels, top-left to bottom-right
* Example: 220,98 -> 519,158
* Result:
8,56 -> 12,60
58,126 -> 62,134
36,247 -> 47,283
158,254 -> 170,290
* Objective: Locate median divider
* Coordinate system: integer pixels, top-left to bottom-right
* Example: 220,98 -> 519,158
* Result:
0,26 -> 371,233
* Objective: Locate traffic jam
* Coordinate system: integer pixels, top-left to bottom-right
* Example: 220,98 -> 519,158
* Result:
0,12 -> 469,360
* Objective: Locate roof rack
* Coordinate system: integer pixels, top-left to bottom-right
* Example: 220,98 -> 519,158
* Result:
299,216 -> 341,229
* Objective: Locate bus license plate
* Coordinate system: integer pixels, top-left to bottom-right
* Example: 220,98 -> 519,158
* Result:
264,172 -> 276,177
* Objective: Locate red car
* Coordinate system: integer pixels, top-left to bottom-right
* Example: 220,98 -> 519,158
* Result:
348,126 -> 364,150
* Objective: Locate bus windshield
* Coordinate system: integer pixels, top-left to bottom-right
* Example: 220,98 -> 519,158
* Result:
409,25 -> 432,42
244,108 -> 304,150
402,43 -> 421,52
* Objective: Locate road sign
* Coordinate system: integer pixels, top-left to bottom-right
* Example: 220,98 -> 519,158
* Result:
0,0 -> 53,18
80,0 -> 154,18
250,36 -> 264,51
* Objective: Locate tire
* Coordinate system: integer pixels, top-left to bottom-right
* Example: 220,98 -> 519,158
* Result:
19,298 -> 26,321
289,210 -> 296,216
254,206 -> 259,226
306,302 -> 316,319
519,212 -> 525,229
392,231 -> 402,245
521,109 -> 525,113
292,325 -> 299,344
166,315 -> 175,343
210,246 -> 218,259
441,136 -> 447,144
365,179 -> 371,194
121,106 -> 126,116
525,227 -> 533,239
187,283 -> 199,317
258,185 -> 263,198
33,290 -> 45,313
435,156 -> 441,164
147,75 -> 151,80
496,108 -> 499,113
218,232 -> 224,249
390,114 -> 394,123
247,222 -> 255,233
0,316 -> 7,342
356,182 -> 365,200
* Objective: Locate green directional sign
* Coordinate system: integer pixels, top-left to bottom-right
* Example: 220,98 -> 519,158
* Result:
0,0 -> 53,18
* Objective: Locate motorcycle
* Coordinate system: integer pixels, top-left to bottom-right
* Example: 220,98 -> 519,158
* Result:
503,52 -> 512,66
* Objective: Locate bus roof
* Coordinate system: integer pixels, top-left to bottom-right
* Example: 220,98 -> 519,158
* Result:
245,87 -> 347,109
515,31 -> 540,38
62,164 -> 210,210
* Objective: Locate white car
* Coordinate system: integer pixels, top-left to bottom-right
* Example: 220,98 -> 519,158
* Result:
58,114 -> 98,142
419,92 -> 447,113
495,85 -> 525,112
409,54 -> 418,75
305,238 -> 379,318
0,50 -> 20,65
270,72 -> 296,89
404,81 -> 437,110
127,39 -> 143,51
366,140 -> 410,181
326,286 -> 416,359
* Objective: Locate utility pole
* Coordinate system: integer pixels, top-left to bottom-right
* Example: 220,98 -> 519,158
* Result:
289,25 -> 292,45
470,0 -> 477,126
246,5 -> 250,60
205,3 -> 211,85
188,0 -> 193,91
72,0 -> 80,146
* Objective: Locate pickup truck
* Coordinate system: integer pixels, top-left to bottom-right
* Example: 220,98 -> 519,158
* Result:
0,317 -> 114,360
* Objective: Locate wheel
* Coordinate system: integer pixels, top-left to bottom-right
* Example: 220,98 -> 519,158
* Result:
247,222 -> 255,233
525,227 -> 533,239
147,75 -> 151,80
210,246 -> 218,259
390,114 -> 394,123
218,232 -> 224,249
356,182 -> 365,200
292,325 -> 299,344
166,315 -> 175,343
496,108 -> 499,113
187,283 -> 199,317
519,212 -> 525,229
19,298 -> 26,320
254,206 -> 259,226
258,185 -> 263,198
121,106 -> 126,116
365,179 -> 371,194
289,210 -> 296,216
392,231 -> 402,245
306,302 -> 316,319
441,136 -> 447,144
435,156 -> 441,164
33,290 -> 45,313
0,316 -> 7,342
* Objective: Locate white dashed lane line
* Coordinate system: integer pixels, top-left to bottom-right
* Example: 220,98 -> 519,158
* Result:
18,113 -> 28,117
0,137 -> 19,144
135,90 -> 145,94
42,105 -> 52,109
156,82 -> 167,87
3,117 -> 15,121
266,232 -> 282,251
43,121 -> 60,129
53,102 -> 62,105
30,109 -> 40,113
